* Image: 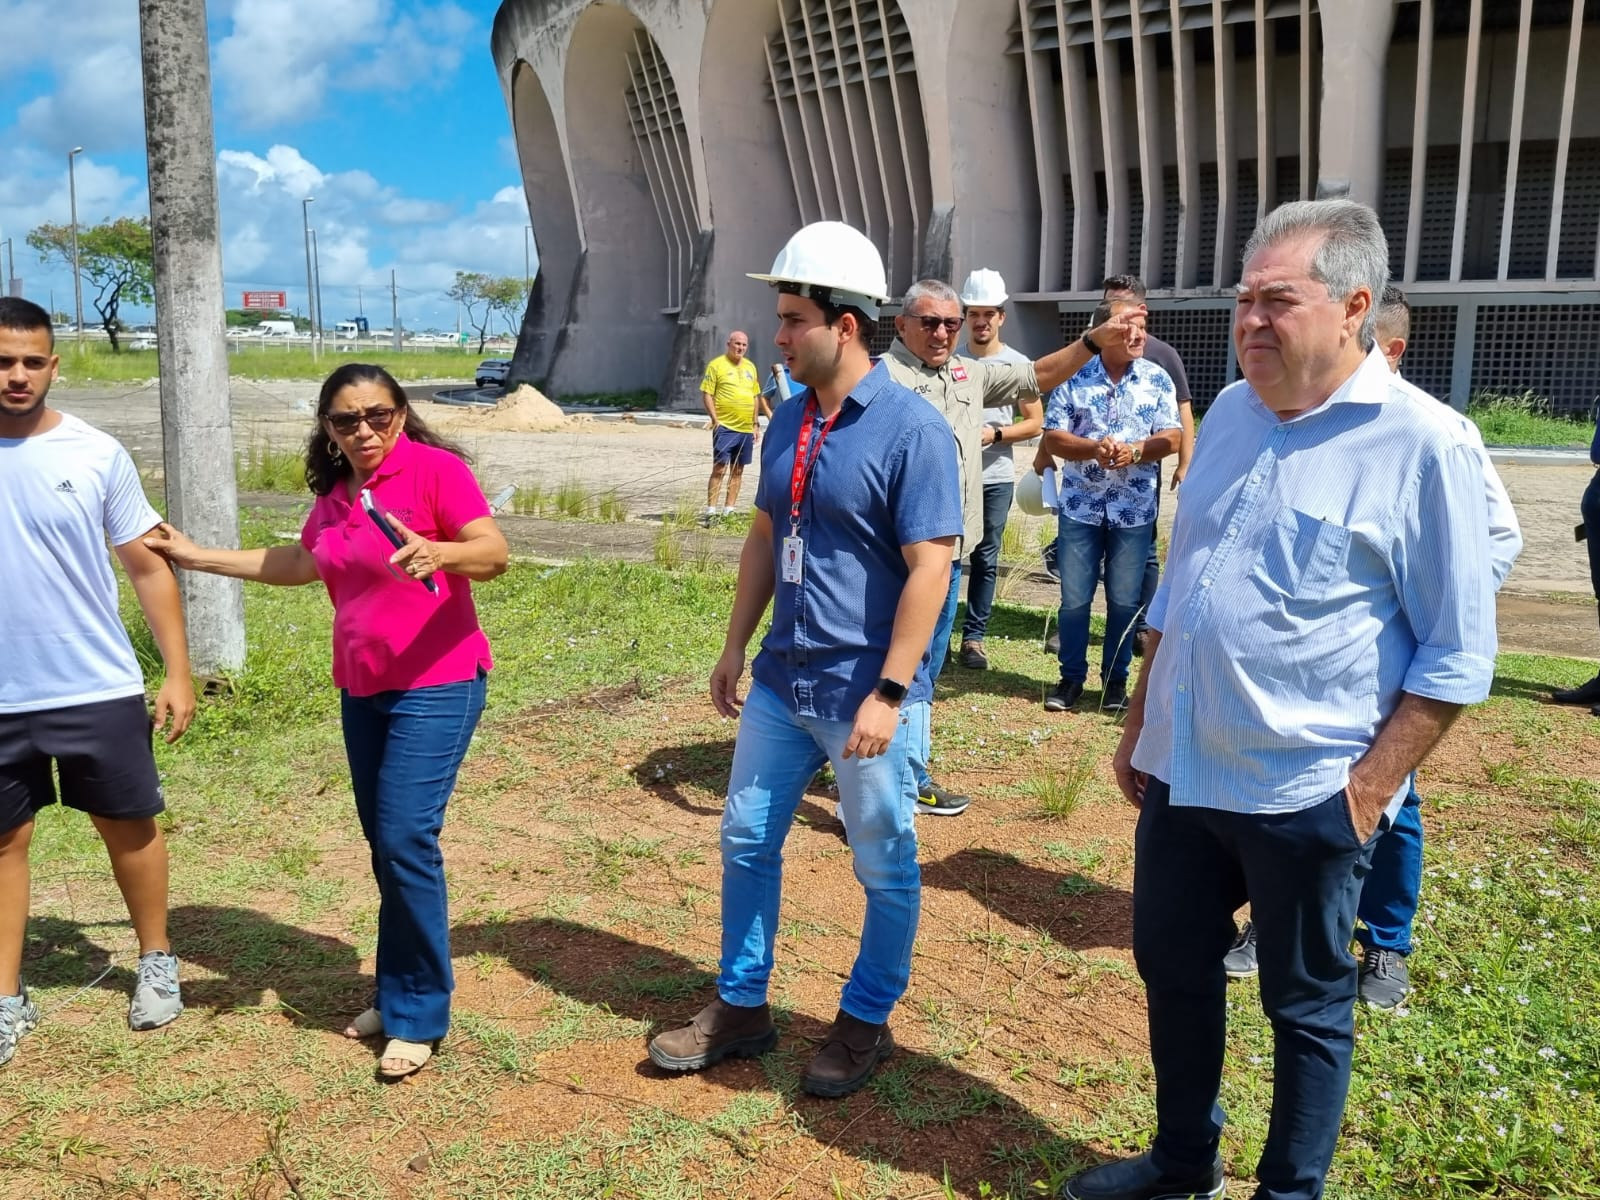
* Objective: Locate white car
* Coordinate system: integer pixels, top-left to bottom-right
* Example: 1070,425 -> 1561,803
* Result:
475,358 -> 511,389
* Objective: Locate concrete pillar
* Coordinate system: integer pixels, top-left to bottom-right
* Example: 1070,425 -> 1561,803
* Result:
1315,0 -> 1398,207
138,0 -> 246,675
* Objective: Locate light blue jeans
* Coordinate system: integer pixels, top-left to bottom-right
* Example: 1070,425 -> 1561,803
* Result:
718,681 -> 925,1024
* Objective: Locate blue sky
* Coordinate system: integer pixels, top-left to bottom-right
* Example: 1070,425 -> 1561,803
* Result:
0,0 -> 535,333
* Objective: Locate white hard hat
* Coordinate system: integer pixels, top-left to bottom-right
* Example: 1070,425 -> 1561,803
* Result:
959,268 -> 1008,307
1016,469 -> 1049,516
749,221 -> 889,319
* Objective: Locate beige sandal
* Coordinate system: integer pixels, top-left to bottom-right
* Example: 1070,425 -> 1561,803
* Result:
378,1038 -> 433,1078
343,1007 -> 383,1039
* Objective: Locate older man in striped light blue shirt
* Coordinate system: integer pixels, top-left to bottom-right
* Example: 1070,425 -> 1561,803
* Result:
1062,202 -> 1500,1200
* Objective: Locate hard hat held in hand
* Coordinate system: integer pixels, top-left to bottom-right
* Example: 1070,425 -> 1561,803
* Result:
749,222 -> 889,319
959,269 -> 1008,307
1016,469 -> 1049,516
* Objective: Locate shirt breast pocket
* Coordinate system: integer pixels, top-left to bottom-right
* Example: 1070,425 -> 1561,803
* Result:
1255,508 -> 1351,602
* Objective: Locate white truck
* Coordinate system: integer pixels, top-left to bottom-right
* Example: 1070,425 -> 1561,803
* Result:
258,319 -> 296,337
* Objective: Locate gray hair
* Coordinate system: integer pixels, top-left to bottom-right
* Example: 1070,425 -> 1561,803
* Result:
902,278 -> 961,310
1241,200 -> 1390,349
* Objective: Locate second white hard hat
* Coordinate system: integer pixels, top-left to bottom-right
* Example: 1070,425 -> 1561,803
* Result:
959,268 -> 1008,307
1016,469 -> 1049,516
749,221 -> 889,318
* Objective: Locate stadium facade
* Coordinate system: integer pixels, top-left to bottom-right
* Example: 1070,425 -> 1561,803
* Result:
492,0 -> 1600,414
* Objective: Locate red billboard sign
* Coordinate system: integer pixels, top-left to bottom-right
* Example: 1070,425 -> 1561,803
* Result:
242,290 -> 287,310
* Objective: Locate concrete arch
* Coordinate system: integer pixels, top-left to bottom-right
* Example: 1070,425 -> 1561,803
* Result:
695,0 -> 802,366
508,59 -> 580,385
945,0 -> 1038,297
551,1 -> 677,395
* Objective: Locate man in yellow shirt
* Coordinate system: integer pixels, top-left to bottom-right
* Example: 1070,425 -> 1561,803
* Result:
701,331 -> 767,518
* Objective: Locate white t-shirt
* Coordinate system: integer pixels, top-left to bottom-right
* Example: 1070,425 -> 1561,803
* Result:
0,413 -> 161,713
957,340 -> 1033,485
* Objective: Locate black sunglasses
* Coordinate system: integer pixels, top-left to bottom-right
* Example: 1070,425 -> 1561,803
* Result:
326,406 -> 398,435
913,315 -> 964,334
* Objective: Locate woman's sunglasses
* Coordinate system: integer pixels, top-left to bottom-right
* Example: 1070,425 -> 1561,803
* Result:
326,406 -> 399,436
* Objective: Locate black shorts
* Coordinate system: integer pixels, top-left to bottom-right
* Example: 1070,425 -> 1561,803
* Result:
0,695 -> 164,833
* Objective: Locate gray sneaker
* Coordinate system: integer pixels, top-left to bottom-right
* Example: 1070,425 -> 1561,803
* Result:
1,986 -> 40,1068
1359,948 -> 1411,1010
1224,920 -> 1259,979
129,951 -> 183,1031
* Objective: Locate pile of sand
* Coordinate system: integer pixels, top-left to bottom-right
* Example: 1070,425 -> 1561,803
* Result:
443,383 -> 570,433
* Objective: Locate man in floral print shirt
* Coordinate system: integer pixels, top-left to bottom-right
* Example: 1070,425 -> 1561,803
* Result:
1041,301 -> 1181,714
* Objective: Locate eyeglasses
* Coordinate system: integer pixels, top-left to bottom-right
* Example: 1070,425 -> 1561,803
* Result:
912,315 -> 964,334
325,406 -> 398,435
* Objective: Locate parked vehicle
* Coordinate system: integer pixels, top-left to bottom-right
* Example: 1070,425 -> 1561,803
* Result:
475,358 -> 511,389
259,319 -> 297,337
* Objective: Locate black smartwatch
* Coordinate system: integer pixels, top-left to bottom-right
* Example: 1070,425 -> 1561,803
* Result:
875,676 -> 908,704
1081,331 -> 1102,355
986,421 -> 1005,445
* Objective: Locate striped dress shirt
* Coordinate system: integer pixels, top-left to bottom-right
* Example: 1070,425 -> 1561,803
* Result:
1133,348 -> 1500,817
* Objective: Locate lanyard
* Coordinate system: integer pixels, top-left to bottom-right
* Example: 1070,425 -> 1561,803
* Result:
789,396 -> 839,533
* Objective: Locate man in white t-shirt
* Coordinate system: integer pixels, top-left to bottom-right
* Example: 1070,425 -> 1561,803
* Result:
0,298 -> 196,1069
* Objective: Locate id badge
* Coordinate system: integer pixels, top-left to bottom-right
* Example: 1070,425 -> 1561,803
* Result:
781,535 -> 804,583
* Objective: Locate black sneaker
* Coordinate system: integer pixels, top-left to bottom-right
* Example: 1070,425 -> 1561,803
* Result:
1551,673 -> 1600,705
1041,543 -> 1061,583
1223,921 -> 1258,979
1359,948 -> 1411,1010
916,782 -> 971,816
958,640 -> 989,670
1060,1150 -> 1225,1200
1101,679 -> 1129,713
1044,679 -> 1084,712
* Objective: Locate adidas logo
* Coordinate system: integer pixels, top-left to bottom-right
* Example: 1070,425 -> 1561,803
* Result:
56,480 -> 76,493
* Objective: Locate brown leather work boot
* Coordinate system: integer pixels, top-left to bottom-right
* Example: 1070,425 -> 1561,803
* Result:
648,998 -> 777,1072
801,1009 -> 895,1097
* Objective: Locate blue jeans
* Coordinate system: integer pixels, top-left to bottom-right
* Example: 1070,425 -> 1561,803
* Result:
961,481 -> 1014,644
1136,469 -> 1163,637
911,561 -> 963,791
1133,779 -> 1383,1200
1056,516 -> 1152,686
340,670 -> 487,1042
1355,777 -> 1422,955
719,681 -> 924,1024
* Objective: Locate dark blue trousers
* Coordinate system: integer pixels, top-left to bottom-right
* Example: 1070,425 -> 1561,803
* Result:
1133,779 -> 1382,1200
961,480 -> 1015,644
341,671 -> 487,1042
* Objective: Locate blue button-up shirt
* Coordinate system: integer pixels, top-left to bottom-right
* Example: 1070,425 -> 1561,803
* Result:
1043,356 -> 1181,527
1133,348 -> 1499,817
751,360 -> 964,722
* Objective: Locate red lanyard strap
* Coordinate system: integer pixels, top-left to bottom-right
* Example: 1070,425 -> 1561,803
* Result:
789,397 -> 839,529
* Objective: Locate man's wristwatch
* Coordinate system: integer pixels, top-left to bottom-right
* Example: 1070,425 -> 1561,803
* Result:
1130,441 -> 1143,465
1081,331 -> 1101,355
875,677 -> 908,704
987,422 -> 1005,445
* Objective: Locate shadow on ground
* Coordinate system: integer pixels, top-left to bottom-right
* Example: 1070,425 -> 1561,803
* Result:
453,915 -> 1105,1196
24,905 -> 364,1030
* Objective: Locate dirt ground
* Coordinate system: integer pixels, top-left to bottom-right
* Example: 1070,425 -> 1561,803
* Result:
53,379 -> 1599,662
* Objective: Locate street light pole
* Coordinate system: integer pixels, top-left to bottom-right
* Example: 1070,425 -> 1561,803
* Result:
1,237 -> 13,297
301,196 -> 317,359
69,146 -> 85,345
310,228 -> 324,349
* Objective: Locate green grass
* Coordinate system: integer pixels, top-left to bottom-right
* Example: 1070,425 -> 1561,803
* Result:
54,342 -> 489,384
234,443 -> 305,493
1468,390 -> 1594,447
6,518 -> 1599,1199
552,389 -> 658,410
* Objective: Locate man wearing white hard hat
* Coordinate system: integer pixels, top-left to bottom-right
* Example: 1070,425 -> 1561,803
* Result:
883,276 -> 1143,816
648,222 -> 964,1098
954,269 -> 1043,672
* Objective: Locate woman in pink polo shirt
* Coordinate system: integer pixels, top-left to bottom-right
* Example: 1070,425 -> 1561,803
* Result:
147,363 -> 507,1079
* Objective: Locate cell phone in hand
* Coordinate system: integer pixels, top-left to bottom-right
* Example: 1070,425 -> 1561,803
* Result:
360,488 -> 439,594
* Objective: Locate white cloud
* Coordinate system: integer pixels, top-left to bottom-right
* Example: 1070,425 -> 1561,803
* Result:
213,0 -> 478,127
0,1 -> 145,152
